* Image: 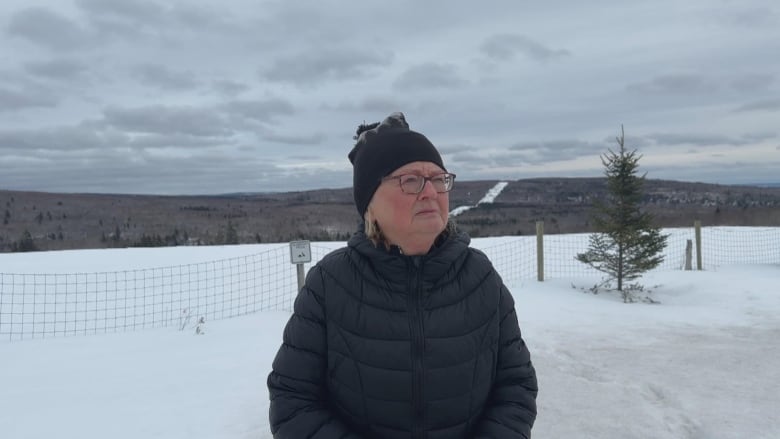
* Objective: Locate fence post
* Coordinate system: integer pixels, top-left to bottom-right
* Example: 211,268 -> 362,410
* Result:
684,239 -> 693,271
296,265 -> 305,292
694,220 -> 702,271
536,221 -> 544,282
289,240 -> 312,292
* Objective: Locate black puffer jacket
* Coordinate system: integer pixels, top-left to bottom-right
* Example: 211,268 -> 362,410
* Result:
268,229 -> 537,438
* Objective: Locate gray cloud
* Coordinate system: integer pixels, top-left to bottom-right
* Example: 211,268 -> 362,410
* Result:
603,132 -> 652,149
212,79 -> 250,97
6,7 -> 92,50
481,34 -> 570,61
0,118 -> 338,194
287,155 -> 320,161
74,0 -> 236,44
734,98 -> 780,112
742,132 -> 777,142
1,0 -> 778,194
0,123 -> 241,154
509,140 -> 607,164
0,86 -> 59,111
627,74 -> 716,95
643,133 -> 739,147
168,3 -> 235,31
355,98 -> 404,115
102,105 -> 233,137
642,159 -> 780,186
638,132 -> 778,148
438,144 -> 473,154
445,147 -> 580,174
713,6 -> 780,28
126,133 -> 231,149
393,63 -> 467,90
729,74 -> 775,93
262,133 -> 325,146
0,124 -> 125,151
0,149 -> 293,195
337,97 -> 405,114
76,0 -> 165,24
222,98 -> 296,124
3,97 -> 299,155
133,64 -> 200,91
322,98 -> 432,119
449,152 -> 500,167
24,58 -> 89,81
262,48 -> 393,85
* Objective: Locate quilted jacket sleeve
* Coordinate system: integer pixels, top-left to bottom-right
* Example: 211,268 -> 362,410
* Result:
267,265 -> 363,439
474,284 -> 538,438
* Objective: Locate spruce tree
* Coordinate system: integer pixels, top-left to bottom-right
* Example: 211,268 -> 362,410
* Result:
14,230 -> 38,252
224,221 -> 239,245
576,126 -> 668,300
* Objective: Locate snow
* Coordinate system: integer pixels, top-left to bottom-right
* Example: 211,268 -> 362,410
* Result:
1,233 -> 779,438
478,181 -> 509,204
450,181 -> 509,216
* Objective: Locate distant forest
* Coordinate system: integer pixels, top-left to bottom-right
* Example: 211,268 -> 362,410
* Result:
2,178 -> 779,252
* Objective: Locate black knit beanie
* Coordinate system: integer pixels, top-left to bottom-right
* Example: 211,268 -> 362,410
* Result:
348,112 -> 446,217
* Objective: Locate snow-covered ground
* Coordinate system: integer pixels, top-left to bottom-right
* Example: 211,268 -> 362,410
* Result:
450,181 -> 508,216
1,235 -> 779,438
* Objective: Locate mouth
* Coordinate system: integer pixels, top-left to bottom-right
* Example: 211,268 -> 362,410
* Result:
415,208 -> 439,216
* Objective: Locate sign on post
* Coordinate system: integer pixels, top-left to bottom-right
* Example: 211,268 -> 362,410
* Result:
289,240 -> 311,292
289,240 -> 312,264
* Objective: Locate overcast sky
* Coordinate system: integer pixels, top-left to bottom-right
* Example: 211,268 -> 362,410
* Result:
1,0 -> 779,195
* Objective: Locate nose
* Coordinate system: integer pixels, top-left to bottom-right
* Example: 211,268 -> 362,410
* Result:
417,178 -> 439,199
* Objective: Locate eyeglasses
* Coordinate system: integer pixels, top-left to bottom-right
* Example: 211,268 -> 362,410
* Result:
382,172 -> 456,194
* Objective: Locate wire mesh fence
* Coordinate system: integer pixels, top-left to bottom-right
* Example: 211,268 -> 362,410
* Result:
0,246 -> 305,341
533,228 -> 696,279
1,226 -> 778,341
699,227 -> 780,268
478,238 -> 537,286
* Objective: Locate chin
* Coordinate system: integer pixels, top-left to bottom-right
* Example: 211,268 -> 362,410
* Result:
415,217 -> 446,233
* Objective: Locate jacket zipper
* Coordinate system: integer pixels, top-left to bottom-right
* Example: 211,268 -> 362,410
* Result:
409,256 -> 425,439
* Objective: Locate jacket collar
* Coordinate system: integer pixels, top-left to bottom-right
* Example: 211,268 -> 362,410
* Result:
347,224 -> 471,284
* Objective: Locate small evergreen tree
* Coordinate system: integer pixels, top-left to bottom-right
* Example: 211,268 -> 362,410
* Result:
13,230 -> 38,252
224,221 -> 239,245
576,126 -> 668,300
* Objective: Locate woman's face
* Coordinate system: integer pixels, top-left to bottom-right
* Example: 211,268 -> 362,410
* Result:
367,161 -> 450,253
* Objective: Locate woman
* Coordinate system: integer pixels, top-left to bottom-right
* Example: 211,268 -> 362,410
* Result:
268,112 -> 537,438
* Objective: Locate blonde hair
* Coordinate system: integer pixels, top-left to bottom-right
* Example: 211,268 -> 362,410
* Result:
363,209 -> 389,249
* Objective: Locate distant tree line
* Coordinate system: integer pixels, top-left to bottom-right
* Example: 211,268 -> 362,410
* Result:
2,230 -> 39,252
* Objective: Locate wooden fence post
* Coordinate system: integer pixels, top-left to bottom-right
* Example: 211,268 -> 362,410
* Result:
289,240 -> 312,292
684,239 -> 693,271
536,221 -> 544,282
297,264 -> 306,292
694,220 -> 702,271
